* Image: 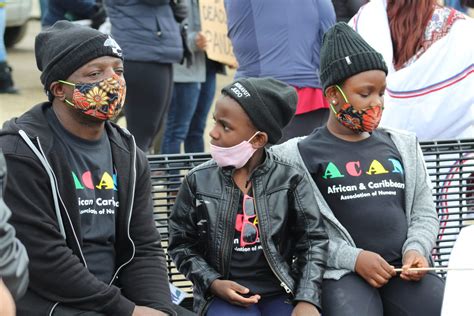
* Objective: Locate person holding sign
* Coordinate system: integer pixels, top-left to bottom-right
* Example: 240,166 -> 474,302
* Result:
169,77 -> 328,316
271,23 -> 445,316
162,0 -> 226,155
224,0 -> 336,142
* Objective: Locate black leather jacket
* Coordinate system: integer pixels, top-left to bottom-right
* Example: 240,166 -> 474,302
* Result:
168,151 -> 328,314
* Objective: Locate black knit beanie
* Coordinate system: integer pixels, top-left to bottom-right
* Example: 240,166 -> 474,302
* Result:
320,22 -> 388,91
221,77 -> 297,144
35,21 -> 123,91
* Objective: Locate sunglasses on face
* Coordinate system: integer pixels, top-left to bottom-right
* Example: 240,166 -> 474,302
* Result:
241,194 -> 259,247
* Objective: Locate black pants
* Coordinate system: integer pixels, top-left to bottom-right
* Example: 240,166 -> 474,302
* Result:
322,272 -> 445,316
279,108 -> 329,143
124,61 -> 173,152
52,303 -> 196,316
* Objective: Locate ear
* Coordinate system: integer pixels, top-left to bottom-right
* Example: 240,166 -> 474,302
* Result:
325,86 -> 340,106
251,132 -> 268,149
49,81 -> 68,101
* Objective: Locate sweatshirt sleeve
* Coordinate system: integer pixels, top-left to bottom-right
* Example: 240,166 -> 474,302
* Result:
118,151 -> 176,316
0,152 -> 29,300
402,142 -> 439,259
4,153 -> 135,315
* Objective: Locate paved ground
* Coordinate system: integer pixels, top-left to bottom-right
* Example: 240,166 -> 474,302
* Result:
0,19 -> 234,151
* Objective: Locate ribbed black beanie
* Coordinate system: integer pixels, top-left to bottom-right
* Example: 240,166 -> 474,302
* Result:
221,77 -> 297,144
320,22 -> 388,91
35,21 -> 123,91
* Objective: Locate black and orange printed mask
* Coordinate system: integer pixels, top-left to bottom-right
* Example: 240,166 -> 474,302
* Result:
330,85 -> 383,133
59,74 -> 126,121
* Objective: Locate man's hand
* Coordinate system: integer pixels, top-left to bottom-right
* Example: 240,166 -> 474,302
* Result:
400,250 -> 429,281
195,32 -> 207,51
132,306 -> 168,316
292,301 -> 320,316
355,250 -> 396,288
210,279 -> 260,307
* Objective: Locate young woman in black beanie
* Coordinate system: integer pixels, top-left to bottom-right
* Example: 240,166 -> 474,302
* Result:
271,22 -> 445,316
168,77 -> 328,316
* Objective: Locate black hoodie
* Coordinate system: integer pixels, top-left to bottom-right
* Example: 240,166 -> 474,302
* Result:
0,103 -> 175,315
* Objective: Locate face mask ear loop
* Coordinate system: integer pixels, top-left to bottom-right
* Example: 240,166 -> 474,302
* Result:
57,80 -> 76,107
58,80 -> 75,87
247,131 -> 261,143
335,85 -> 350,103
64,99 -> 75,107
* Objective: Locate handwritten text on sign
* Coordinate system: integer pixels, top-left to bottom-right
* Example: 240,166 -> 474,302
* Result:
199,0 -> 237,66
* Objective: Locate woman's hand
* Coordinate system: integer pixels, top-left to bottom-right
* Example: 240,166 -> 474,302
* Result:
355,250 -> 396,288
400,250 -> 429,281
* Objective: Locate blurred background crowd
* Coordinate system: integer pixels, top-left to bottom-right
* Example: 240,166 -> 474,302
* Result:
1,0 -> 473,153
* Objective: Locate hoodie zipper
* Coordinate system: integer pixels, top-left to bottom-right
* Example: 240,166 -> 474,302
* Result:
108,135 -> 137,286
19,131 -> 88,265
20,130 -> 141,314
18,131 -> 89,316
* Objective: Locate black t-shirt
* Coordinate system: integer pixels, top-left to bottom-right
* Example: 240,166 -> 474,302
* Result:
229,192 -> 283,296
299,127 -> 408,265
47,108 -> 117,283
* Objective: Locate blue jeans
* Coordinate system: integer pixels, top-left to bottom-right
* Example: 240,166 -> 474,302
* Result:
42,0 -> 96,27
39,0 -> 49,21
444,0 -> 467,12
0,7 -> 6,62
161,82 -> 201,154
162,60 -> 218,154
184,60 -> 217,153
206,295 -> 293,316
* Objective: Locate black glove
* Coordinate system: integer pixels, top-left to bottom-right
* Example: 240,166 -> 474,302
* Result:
461,0 -> 474,8
170,0 -> 188,23
90,3 -> 107,29
179,23 -> 193,67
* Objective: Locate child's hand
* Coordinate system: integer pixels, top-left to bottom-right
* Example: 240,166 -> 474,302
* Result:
355,250 -> 396,288
292,301 -> 320,316
210,279 -> 260,307
400,250 -> 429,281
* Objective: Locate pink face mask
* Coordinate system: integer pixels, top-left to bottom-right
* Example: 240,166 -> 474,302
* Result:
210,132 -> 260,169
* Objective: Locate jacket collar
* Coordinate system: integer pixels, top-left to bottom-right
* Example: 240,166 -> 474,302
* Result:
220,148 -> 275,180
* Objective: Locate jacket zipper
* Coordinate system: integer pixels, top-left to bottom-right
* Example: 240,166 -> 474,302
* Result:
198,184 -> 236,315
252,185 -> 293,295
221,183 -> 236,277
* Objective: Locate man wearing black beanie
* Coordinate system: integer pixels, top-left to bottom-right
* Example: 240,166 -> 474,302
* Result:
0,21 -> 194,316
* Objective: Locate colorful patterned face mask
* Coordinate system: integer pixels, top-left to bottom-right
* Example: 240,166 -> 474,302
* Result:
58,74 -> 126,121
330,85 -> 383,133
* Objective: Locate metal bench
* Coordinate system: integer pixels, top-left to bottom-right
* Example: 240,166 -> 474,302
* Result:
148,139 -> 474,306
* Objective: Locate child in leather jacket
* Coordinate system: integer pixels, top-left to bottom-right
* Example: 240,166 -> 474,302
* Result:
168,77 -> 328,316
